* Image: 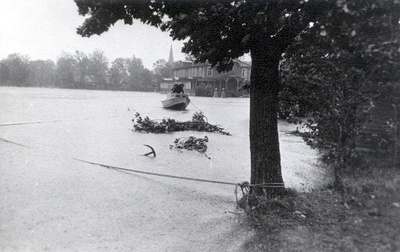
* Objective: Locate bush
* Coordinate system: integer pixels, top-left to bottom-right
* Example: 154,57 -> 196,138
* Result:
195,83 -> 214,97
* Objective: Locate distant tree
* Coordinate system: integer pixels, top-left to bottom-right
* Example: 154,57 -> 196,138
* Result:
152,59 -> 173,78
125,55 -> 152,91
29,60 -> 56,87
139,68 -> 154,92
56,52 -> 77,88
74,50 -> 90,88
109,58 -> 129,89
108,56 -> 153,91
152,58 -> 175,89
0,61 -> 11,85
75,0 -> 398,196
2,54 -> 31,86
56,50 -> 109,89
88,49 -> 109,88
126,56 -> 142,90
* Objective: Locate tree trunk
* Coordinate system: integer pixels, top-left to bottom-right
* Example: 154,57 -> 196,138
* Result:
393,103 -> 399,167
249,41 -> 285,197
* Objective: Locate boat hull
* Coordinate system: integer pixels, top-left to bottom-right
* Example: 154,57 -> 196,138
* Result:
162,95 -> 190,110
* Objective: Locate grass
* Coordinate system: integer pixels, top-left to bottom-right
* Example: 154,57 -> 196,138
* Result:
242,161 -> 400,252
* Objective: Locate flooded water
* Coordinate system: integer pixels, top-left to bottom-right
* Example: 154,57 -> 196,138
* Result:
0,87 -> 329,251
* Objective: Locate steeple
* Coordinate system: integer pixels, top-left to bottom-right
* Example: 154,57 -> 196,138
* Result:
168,45 -> 174,63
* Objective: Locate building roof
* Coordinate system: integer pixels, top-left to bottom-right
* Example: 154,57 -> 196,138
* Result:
172,59 -> 251,70
236,60 -> 251,68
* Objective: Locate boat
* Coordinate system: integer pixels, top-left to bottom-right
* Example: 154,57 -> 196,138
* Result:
161,92 -> 190,110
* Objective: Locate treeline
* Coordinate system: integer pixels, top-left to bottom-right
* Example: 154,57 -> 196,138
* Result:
0,50 -> 163,91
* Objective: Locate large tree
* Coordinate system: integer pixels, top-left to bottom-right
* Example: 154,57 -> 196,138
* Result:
74,0 -> 393,196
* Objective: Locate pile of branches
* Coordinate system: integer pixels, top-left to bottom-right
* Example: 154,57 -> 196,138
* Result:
132,112 -> 231,135
170,136 -> 211,159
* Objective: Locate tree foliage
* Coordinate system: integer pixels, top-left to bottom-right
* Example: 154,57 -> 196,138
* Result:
125,56 -> 153,91
108,58 -> 129,88
1,54 -> 31,86
152,59 -> 183,92
88,49 -> 109,87
75,0 -> 332,71
29,60 -> 56,87
56,52 -> 77,88
152,59 -> 174,79
280,0 -> 400,185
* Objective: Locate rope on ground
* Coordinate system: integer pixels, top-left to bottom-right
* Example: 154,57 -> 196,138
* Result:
0,137 -> 32,148
1,136 -> 285,204
75,158 -> 284,188
189,100 -> 204,113
73,158 -> 238,186
0,120 -> 61,126
76,158 -> 285,208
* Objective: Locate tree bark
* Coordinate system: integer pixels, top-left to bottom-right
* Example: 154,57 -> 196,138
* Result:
249,39 -> 285,197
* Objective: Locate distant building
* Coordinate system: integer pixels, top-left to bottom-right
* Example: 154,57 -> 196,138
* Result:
160,60 -> 251,97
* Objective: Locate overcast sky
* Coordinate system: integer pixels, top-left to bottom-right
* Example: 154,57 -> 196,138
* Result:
0,0 -> 186,70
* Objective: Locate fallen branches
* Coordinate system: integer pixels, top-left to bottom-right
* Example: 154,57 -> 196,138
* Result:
132,112 -> 231,135
170,136 -> 211,159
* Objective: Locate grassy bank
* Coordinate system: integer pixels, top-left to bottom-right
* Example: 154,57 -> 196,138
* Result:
243,162 -> 400,251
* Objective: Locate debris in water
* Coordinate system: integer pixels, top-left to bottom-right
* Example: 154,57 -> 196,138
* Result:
132,112 -> 231,135
170,136 -> 211,159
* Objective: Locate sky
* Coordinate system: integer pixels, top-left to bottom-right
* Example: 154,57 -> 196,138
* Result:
0,0 -> 186,70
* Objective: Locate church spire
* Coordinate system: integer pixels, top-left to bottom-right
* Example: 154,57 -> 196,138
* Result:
168,45 -> 174,63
